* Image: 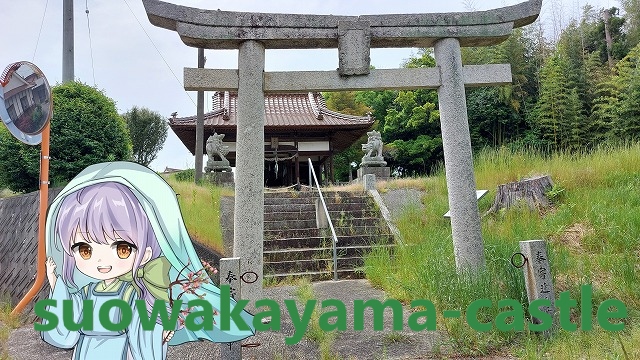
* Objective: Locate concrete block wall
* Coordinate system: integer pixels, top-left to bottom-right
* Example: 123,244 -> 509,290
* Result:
0,188 -> 61,314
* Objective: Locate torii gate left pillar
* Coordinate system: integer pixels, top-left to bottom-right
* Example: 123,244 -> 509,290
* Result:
142,0 -> 542,290
235,40 -> 265,303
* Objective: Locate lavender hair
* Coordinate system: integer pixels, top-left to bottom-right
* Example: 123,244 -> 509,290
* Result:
55,182 -> 162,313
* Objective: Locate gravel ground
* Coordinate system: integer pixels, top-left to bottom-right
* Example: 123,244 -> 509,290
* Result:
379,189 -> 425,220
7,279 -> 441,360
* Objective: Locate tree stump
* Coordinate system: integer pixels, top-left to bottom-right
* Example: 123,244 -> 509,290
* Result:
487,175 -> 554,214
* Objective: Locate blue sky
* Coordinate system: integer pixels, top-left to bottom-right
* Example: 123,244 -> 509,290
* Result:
0,0 -> 616,171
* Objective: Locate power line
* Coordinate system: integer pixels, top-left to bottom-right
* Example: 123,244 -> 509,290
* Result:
122,0 -> 196,107
85,0 -> 96,85
32,0 -> 49,62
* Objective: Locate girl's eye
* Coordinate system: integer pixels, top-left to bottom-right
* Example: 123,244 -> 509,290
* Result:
78,244 -> 92,260
115,243 -> 133,259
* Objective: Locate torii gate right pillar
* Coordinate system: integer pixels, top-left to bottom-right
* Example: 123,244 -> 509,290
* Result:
435,38 -> 485,272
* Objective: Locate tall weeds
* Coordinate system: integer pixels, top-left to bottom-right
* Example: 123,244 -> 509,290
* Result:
364,143 -> 640,358
165,175 -> 233,254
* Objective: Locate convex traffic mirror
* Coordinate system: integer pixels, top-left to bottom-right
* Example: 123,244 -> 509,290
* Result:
0,62 -> 52,145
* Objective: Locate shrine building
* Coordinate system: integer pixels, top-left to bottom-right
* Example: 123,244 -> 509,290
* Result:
170,91 -> 374,187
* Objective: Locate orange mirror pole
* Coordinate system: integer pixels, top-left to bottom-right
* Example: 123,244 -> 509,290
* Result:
12,121 -> 51,316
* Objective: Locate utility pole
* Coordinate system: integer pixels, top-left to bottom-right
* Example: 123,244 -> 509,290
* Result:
63,0 -> 74,82
195,48 -> 205,183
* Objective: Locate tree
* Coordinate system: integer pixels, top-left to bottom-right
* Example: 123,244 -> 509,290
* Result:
0,82 -> 132,193
616,66 -> 640,139
531,54 -> 572,149
583,7 -> 629,68
355,89 -> 396,133
464,29 -> 541,149
355,50 -> 444,176
492,28 -> 539,115
379,52 -> 442,175
620,0 -> 640,47
387,135 -> 443,176
466,87 -> 517,148
123,107 -> 168,166
322,91 -> 371,116
322,91 -> 372,181
595,42 -> 640,140
589,63 -> 620,142
0,126 -> 40,193
532,53 -> 593,151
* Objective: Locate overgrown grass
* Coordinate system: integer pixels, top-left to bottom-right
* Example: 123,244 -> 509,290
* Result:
376,177 -> 429,192
326,177 -> 428,193
294,280 -> 339,360
0,297 -> 25,360
0,323 -> 9,360
0,189 -> 15,199
364,142 -> 640,359
164,174 -> 233,254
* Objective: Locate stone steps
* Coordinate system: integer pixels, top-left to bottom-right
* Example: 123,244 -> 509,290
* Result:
264,256 -> 363,274
264,191 -> 366,199
264,225 -> 387,240
264,195 -> 370,205
264,245 -> 394,266
262,190 -> 395,282
264,234 -> 394,251
263,202 -> 370,213
263,209 -> 379,221
264,217 -> 384,230
264,269 -> 361,282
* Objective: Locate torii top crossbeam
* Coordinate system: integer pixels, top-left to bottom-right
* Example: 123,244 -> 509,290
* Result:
143,0 -> 541,49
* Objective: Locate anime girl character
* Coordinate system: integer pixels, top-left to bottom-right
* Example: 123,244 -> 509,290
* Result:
40,161 -> 255,359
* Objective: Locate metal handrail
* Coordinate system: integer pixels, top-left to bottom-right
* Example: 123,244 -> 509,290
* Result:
307,158 -> 339,281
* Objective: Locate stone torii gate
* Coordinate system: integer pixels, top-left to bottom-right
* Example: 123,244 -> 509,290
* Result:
143,0 -> 542,302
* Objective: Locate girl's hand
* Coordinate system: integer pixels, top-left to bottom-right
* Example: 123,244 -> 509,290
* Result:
46,257 -> 57,289
162,330 -> 174,344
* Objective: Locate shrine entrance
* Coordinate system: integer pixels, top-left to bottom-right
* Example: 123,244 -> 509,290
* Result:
170,91 -> 373,187
264,147 -> 297,187
264,161 -> 320,188
143,0 -> 542,305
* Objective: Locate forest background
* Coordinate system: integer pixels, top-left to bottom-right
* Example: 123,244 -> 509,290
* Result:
326,2 -> 640,181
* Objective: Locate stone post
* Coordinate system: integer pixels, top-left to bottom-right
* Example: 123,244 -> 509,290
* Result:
219,257 -> 242,359
234,40 -> 265,303
315,198 -> 328,229
362,174 -> 376,191
519,240 -> 556,337
434,38 -> 485,273
195,48 -> 205,183
220,195 -> 235,257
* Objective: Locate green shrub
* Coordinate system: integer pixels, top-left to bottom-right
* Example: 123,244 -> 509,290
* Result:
174,169 -> 195,182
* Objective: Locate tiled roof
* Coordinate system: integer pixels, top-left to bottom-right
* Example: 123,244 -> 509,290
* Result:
170,92 -> 375,156
170,92 -> 373,128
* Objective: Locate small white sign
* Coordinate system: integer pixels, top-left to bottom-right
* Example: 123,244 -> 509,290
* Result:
443,190 -> 488,218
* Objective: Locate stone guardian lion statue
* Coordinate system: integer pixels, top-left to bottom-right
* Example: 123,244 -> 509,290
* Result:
362,130 -> 383,158
205,132 -> 232,172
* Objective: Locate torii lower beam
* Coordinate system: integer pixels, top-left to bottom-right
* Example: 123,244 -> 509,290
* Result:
185,60 -> 511,274
184,64 -> 511,92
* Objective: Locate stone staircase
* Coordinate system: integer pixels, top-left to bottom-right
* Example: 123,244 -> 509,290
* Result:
263,190 -> 395,282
